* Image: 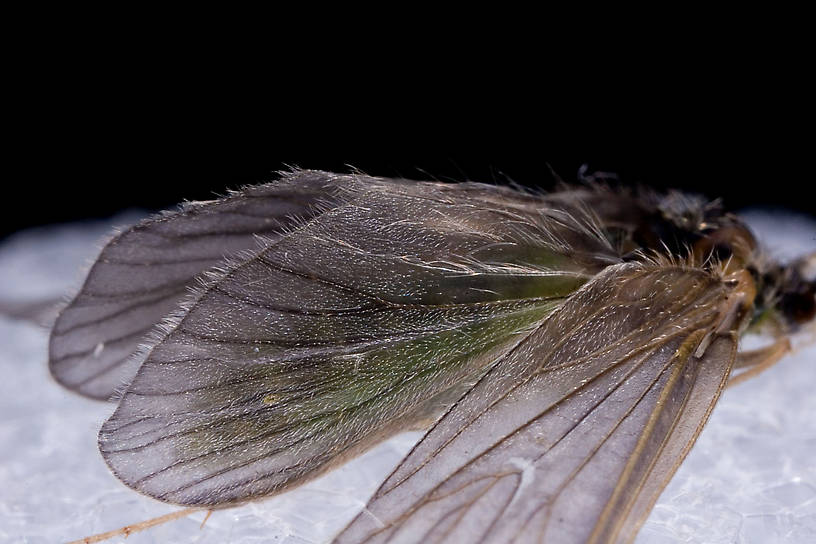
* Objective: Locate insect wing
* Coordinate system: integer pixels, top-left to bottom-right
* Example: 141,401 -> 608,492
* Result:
49,170 -> 350,399
97,178 -> 619,507
335,263 -> 737,544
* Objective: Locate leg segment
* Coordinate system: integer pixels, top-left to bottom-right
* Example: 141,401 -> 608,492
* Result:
727,337 -> 791,388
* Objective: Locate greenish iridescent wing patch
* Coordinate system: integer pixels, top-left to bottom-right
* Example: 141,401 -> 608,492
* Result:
334,263 -> 737,544
98,177 -> 618,506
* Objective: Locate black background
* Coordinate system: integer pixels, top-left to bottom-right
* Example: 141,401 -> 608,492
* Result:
5,6 -> 813,240
8,113 -> 811,240
6,54 -> 812,239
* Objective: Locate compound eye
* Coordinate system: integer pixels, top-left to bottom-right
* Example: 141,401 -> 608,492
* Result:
710,242 -> 733,261
692,236 -> 732,264
693,225 -> 756,270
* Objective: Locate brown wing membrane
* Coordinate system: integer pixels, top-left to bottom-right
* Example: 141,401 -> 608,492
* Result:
97,177 -> 619,507
335,263 -> 737,544
49,170 -> 350,399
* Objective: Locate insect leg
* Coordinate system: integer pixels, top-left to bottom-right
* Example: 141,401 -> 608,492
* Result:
727,337 -> 791,388
66,507 -> 201,544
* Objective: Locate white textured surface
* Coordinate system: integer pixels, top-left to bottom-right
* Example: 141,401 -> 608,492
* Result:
0,210 -> 814,544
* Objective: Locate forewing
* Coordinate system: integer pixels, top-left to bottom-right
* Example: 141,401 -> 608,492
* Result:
98,178 -> 620,507
335,263 -> 737,544
49,170 -> 350,399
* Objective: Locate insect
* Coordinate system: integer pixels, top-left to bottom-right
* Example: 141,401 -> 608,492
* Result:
49,170 -> 815,543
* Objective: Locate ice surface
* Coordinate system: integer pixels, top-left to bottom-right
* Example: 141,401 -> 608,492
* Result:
0,210 -> 814,544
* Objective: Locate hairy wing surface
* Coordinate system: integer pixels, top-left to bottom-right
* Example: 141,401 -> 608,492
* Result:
50,170 -> 354,399
335,263 -> 737,544
99,177 -> 619,506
